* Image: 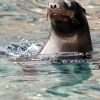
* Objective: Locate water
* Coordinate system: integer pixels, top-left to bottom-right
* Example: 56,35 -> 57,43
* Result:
0,0 -> 100,100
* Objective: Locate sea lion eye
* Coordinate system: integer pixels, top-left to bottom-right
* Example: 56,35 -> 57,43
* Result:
69,4 -> 74,9
63,0 -> 75,10
64,0 -> 72,7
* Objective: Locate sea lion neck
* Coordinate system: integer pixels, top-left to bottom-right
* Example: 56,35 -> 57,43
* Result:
51,19 -> 77,37
40,31 -> 78,54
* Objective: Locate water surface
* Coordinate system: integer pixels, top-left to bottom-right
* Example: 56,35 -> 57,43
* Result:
0,0 -> 100,100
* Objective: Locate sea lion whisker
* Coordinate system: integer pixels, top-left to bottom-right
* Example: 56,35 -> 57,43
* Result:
71,18 -> 78,25
73,17 -> 80,25
72,19 -> 77,25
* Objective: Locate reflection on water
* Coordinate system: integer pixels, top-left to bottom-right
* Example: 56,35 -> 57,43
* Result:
0,0 -> 100,100
47,63 -> 91,96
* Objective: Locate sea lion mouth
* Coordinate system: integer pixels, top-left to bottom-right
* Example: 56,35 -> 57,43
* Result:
50,11 -> 70,21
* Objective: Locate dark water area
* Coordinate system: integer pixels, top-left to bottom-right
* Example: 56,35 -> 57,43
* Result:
0,0 -> 100,100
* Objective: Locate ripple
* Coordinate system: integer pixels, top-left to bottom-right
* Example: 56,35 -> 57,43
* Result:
89,1 -> 100,6
0,0 -> 100,100
0,58 -> 21,75
32,0 -> 47,8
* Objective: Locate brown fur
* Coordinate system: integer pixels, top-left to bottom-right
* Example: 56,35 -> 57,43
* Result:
40,0 -> 93,54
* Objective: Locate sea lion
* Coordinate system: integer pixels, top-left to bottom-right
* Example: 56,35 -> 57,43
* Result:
40,0 -> 93,54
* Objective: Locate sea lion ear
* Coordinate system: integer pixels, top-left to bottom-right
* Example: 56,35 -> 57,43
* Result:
82,8 -> 86,14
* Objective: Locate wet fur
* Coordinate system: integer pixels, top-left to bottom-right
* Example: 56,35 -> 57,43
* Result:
40,0 -> 93,54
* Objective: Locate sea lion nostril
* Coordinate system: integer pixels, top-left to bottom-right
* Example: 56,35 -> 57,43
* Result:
48,2 -> 59,9
50,5 -> 54,9
48,2 -> 55,9
54,4 -> 57,8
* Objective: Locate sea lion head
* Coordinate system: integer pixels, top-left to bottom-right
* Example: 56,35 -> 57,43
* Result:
47,0 -> 87,37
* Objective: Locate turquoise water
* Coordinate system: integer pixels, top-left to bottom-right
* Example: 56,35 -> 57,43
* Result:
0,0 -> 100,100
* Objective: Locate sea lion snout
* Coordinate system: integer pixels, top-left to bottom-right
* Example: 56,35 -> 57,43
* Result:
47,0 -> 77,22
48,0 -> 72,9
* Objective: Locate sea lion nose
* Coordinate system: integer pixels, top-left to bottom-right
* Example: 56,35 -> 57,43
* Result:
48,2 -> 59,9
